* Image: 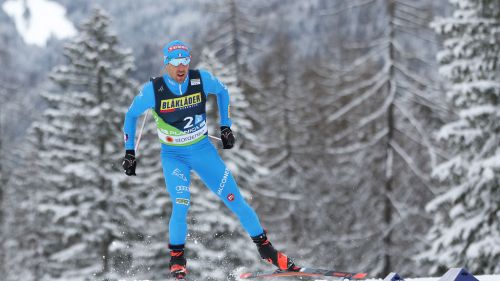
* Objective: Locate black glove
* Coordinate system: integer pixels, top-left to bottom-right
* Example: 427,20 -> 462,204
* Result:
220,126 -> 235,149
122,150 -> 137,176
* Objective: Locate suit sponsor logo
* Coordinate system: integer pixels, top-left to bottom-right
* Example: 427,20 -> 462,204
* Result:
176,186 -> 190,194
172,168 -> 187,181
160,92 -> 202,112
217,168 -> 230,195
227,193 -> 235,201
175,198 -> 190,206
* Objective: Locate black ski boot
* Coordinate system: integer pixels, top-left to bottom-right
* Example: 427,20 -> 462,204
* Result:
252,232 -> 300,272
169,244 -> 187,279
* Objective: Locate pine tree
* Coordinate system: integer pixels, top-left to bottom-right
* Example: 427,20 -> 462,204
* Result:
27,8 -> 148,280
2,125 -> 48,281
419,0 -> 500,274
313,0 -> 446,275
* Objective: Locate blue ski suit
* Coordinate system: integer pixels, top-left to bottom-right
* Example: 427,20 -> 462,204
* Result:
123,69 -> 264,246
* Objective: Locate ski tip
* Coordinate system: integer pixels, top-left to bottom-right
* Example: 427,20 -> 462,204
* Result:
353,273 -> 368,279
240,272 -> 252,279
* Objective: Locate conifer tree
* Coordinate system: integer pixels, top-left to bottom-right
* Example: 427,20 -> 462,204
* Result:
26,8 -> 147,280
419,0 -> 500,274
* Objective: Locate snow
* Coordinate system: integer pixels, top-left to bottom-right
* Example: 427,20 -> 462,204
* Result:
2,0 -> 76,47
112,274 -> 500,281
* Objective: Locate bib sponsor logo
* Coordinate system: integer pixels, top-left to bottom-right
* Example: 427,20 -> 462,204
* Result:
157,124 -> 207,145
190,78 -> 201,86
160,92 -> 202,113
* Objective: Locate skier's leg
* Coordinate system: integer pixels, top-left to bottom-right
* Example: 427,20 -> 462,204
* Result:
161,152 -> 190,278
191,142 -> 264,237
191,142 -> 298,271
161,153 -> 191,245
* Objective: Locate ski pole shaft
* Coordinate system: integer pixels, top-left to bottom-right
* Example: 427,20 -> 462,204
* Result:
134,110 -> 149,153
208,135 -> 221,141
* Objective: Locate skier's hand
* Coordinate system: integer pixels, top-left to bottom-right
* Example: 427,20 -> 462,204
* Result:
122,150 -> 137,176
220,126 -> 235,149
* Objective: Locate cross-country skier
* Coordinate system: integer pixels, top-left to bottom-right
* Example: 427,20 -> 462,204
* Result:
122,40 -> 299,279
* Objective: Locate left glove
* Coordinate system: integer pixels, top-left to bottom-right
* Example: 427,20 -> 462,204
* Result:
122,150 -> 137,176
220,126 -> 235,149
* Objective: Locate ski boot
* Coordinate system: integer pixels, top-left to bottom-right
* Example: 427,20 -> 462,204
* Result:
169,244 -> 187,279
252,232 -> 300,272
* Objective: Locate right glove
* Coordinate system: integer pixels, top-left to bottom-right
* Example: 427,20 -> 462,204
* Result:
122,150 -> 137,176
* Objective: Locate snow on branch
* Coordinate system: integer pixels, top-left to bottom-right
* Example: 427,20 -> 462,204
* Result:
390,140 -> 436,194
396,3 -> 429,23
335,41 -> 389,75
396,0 -> 425,12
318,0 -> 376,16
326,128 -> 388,155
250,186 -> 302,201
395,61 -> 438,89
393,101 -> 438,167
393,15 -> 428,28
341,35 -> 389,51
458,104 -> 497,119
327,85 -> 395,145
327,71 -> 389,122
404,95 -> 449,121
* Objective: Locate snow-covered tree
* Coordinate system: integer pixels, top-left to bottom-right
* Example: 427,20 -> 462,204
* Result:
419,0 -> 500,274
310,0 -> 446,276
2,126 -> 48,281
20,8 -> 149,280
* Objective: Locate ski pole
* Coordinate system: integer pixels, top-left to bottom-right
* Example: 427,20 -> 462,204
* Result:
134,110 -> 149,154
208,135 -> 221,141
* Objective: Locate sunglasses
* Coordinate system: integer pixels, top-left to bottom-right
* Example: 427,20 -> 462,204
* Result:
169,57 -> 191,66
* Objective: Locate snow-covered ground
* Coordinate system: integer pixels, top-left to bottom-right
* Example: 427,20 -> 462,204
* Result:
114,274 -> 500,281
309,275 -> 499,281
350,276 -> 497,281
398,276 -> 499,281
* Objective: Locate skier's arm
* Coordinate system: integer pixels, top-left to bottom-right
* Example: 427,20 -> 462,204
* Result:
199,69 -> 232,128
123,82 -> 155,150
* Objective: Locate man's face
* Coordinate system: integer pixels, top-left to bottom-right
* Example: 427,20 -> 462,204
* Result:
166,57 -> 190,83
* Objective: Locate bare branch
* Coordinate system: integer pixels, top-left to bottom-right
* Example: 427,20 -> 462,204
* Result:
327,72 -> 389,122
390,140 -> 438,195
326,128 -> 388,155
327,83 -> 396,145
318,0 -> 377,17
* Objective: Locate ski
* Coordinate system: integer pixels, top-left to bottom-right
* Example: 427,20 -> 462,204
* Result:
240,267 -> 368,279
